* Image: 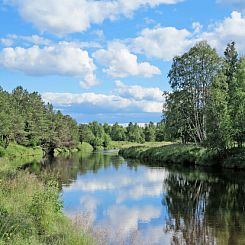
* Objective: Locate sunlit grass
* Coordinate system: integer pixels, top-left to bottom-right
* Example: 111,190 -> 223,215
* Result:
0,171 -> 95,245
0,143 -> 96,245
119,144 -> 218,166
0,143 -> 43,158
108,140 -> 173,150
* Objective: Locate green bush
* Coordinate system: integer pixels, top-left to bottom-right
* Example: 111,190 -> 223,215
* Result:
77,142 -> 93,152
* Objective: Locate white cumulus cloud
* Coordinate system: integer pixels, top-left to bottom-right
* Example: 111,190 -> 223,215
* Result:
18,34 -> 50,45
192,22 -> 203,33
41,80 -> 165,114
0,42 -> 99,88
115,80 -> 163,101
42,91 -> 163,113
93,42 -> 161,78
4,0 -> 183,35
200,11 -> 245,53
126,11 -> 245,60
130,27 -> 195,60
0,38 -> 14,47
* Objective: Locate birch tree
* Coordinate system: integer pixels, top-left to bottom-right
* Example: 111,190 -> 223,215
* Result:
166,41 -> 221,144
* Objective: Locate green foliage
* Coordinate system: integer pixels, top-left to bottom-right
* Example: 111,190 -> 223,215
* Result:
89,121 -> 105,139
28,180 -> 62,235
126,122 -> 145,143
79,125 -> 95,145
90,136 -> 104,149
96,122 -> 167,144
77,142 -> 93,153
110,123 -> 126,141
229,57 -> 245,147
224,41 -> 239,83
108,141 -> 143,150
222,148 -> 245,169
79,122 -> 112,150
103,123 -> 112,135
164,40 -> 245,156
205,69 -> 233,149
0,87 -> 80,156
103,134 -> 111,148
0,146 -> 5,157
1,143 -> 43,159
0,144 -> 43,177
120,143 -> 245,169
119,144 -> 221,167
166,41 -> 221,144
155,122 -> 166,141
144,122 -> 156,142
0,172 -> 94,245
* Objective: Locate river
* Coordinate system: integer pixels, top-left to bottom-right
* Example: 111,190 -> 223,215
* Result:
38,150 -> 245,245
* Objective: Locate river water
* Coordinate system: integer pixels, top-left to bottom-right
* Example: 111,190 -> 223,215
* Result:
41,150 -> 245,245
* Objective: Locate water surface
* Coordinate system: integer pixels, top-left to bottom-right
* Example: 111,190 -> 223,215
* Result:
43,151 -> 245,245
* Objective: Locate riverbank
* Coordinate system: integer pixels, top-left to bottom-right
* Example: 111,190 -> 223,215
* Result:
0,144 -> 95,245
119,144 -> 245,169
0,144 -> 43,174
108,141 -> 172,150
0,142 -> 93,159
0,143 -> 43,158
54,142 -> 94,156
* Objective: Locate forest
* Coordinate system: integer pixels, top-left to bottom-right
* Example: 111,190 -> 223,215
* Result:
0,86 -> 166,156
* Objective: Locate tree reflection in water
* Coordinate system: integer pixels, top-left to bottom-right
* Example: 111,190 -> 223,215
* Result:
30,151 -> 125,187
27,153 -> 245,245
162,167 -> 245,245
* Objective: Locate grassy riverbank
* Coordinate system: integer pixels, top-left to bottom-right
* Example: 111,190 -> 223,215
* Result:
0,143 -> 43,159
0,144 -> 95,245
108,141 -> 172,150
0,144 -> 43,175
0,142 -> 94,159
119,144 -> 245,169
54,142 -> 94,156
0,172 -> 94,245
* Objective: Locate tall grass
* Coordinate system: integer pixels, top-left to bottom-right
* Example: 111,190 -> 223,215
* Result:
0,172 -> 95,245
108,141 -> 172,150
0,143 -> 43,159
0,142 -> 96,245
119,144 -> 222,167
54,143 -> 94,156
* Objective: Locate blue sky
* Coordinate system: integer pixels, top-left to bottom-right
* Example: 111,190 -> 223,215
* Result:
0,0 -> 245,123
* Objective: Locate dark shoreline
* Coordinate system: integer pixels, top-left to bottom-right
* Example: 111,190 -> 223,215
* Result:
119,144 -> 245,170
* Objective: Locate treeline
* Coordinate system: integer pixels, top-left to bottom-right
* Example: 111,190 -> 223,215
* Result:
79,121 -> 166,149
164,41 -> 245,150
0,86 -> 79,154
0,87 -> 166,154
